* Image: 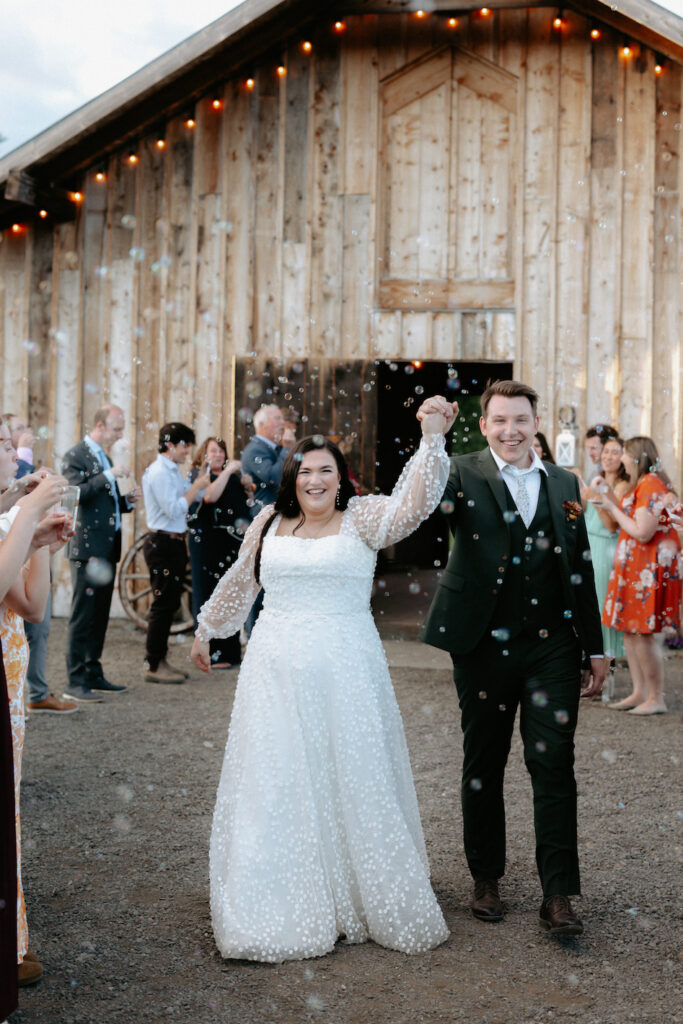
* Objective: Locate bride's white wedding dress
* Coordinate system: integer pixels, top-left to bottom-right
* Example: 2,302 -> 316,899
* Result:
196,434 -> 450,962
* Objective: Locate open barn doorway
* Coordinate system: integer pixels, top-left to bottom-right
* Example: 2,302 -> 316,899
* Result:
372,359 -> 513,634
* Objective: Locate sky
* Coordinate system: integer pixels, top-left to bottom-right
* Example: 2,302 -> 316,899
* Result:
2,0 -> 683,160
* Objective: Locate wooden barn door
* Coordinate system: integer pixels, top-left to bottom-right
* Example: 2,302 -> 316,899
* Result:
379,46 -> 518,313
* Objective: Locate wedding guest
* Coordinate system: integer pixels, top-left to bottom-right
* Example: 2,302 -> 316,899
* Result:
584,424 -> 618,478
62,405 -> 140,702
532,432 -> 555,464
599,436 -> 681,715
188,438 -> 252,669
0,474 -> 70,1019
191,396 -> 456,962
582,437 -> 629,686
0,426 -> 73,990
141,423 -> 209,683
241,405 -> 295,516
2,415 -> 35,478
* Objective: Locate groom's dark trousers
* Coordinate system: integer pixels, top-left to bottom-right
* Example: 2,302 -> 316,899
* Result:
421,449 -> 603,898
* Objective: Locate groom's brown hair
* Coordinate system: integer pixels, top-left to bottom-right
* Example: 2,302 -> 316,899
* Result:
480,379 -> 539,417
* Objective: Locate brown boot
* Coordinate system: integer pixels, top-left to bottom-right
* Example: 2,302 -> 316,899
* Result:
471,879 -> 504,922
159,657 -> 189,679
539,895 -> 583,935
143,663 -> 185,684
18,955 -> 43,986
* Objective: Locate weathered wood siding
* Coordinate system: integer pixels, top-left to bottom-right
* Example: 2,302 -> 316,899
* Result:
0,8 -> 680,609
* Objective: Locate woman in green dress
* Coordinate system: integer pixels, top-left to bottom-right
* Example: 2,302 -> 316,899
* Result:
582,437 -> 629,680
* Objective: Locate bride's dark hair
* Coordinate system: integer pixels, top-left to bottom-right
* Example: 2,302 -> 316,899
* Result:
254,436 -> 358,583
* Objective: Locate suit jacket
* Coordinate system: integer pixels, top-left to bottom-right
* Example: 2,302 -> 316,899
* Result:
241,436 -> 289,514
61,441 -> 131,563
420,448 -> 604,657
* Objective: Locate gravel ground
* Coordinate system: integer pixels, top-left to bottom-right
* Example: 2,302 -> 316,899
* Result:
9,618 -> 683,1024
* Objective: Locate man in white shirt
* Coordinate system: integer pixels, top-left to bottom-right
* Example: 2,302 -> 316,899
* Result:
141,423 -> 209,683
422,380 -> 608,937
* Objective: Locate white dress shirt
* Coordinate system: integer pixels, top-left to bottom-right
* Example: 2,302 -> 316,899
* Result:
489,447 -> 548,523
142,454 -> 190,533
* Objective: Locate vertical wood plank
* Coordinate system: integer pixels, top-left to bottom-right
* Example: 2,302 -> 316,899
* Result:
432,312 -> 462,359
0,230 -> 30,417
553,13 -> 591,428
192,99 -> 226,442
27,223 -> 54,466
652,62 -> 681,475
587,32 -> 623,428
81,173 -> 109,430
372,311 -> 401,357
223,83 -> 256,363
619,49 -> 656,437
308,38 -> 343,358
519,9 -> 559,409
281,43 -> 311,360
341,195 -> 372,357
253,68 -> 283,358
401,311 -> 431,358
340,15 -> 379,196
160,117 -> 195,437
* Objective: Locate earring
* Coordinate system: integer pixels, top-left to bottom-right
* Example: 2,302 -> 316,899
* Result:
335,486 -> 341,509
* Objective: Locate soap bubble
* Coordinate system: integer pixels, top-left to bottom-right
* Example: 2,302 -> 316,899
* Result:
129,247 -> 146,262
121,214 -> 137,229
531,690 -> 548,707
408,582 -> 421,595
469,778 -> 483,791
570,573 -> 582,585
440,499 -> 454,514
554,709 -> 569,724
85,559 -> 114,587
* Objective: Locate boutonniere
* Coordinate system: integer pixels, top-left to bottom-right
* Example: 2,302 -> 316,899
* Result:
563,500 -> 583,522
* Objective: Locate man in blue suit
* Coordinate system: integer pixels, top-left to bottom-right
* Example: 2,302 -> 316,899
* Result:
240,405 -> 294,633
241,405 -> 294,516
61,404 -> 140,702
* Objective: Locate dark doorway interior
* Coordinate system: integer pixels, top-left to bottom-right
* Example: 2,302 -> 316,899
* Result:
375,359 -> 513,573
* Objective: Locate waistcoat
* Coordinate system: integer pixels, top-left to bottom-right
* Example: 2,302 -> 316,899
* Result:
489,475 -> 567,640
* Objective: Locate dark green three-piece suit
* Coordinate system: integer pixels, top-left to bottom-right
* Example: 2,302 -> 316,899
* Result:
421,448 -> 603,896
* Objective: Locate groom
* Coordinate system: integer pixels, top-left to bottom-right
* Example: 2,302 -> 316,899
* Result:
421,380 -> 607,935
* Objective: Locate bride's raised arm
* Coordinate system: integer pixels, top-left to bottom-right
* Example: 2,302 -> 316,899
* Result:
349,396 -> 456,551
194,505 -> 272,645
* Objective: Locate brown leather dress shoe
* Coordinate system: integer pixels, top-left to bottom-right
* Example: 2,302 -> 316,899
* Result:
539,895 -> 584,935
18,955 -> 43,986
471,879 -> 504,922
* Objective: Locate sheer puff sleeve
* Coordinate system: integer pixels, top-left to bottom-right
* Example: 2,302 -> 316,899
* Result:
195,505 -> 273,642
348,434 -> 449,551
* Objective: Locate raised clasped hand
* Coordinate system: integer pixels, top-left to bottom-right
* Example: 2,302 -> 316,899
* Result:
416,395 -> 459,434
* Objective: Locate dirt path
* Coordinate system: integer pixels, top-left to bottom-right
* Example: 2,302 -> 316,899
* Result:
10,620 -> 683,1024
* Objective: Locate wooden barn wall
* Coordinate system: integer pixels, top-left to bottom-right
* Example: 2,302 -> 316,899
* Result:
0,7 -> 681,611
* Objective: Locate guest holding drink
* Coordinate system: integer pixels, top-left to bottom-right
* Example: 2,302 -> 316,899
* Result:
597,437 -> 681,715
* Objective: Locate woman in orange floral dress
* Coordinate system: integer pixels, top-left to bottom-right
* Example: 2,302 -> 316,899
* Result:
598,437 -> 681,716
0,421 -> 52,986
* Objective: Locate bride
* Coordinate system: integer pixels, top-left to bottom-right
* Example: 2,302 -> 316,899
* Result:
191,395 -> 456,962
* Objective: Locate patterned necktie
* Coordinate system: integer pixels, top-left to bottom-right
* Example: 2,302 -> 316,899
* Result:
514,470 -> 532,527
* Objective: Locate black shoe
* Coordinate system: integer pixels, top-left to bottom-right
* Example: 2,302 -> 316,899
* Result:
88,677 -> 127,693
63,686 -> 103,703
471,880 -> 504,922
